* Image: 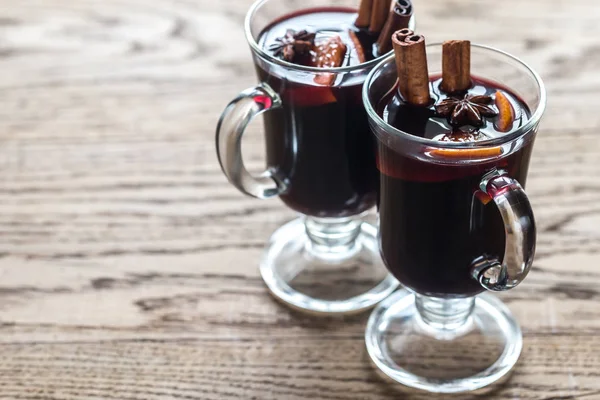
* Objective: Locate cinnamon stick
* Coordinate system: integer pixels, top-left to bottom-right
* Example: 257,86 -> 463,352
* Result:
355,0 -> 374,28
392,28 -> 413,43
369,0 -> 393,34
441,40 -> 471,93
376,0 -> 413,55
348,30 -> 366,63
393,32 -> 430,106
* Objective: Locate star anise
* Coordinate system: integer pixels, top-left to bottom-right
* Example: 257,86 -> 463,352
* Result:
269,29 -> 316,63
435,94 -> 498,128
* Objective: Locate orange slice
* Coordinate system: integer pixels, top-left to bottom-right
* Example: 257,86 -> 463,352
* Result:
494,91 -> 515,132
430,147 -> 502,159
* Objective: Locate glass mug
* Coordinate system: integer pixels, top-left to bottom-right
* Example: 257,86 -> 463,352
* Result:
216,0 -> 415,314
363,44 -> 546,392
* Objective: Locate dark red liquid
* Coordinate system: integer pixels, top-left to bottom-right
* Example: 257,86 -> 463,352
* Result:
256,8 -> 380,217
377,77 -> 534,297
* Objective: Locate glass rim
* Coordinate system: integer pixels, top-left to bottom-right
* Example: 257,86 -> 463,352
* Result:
362,43 -> 547,149
244,0 -> 416,73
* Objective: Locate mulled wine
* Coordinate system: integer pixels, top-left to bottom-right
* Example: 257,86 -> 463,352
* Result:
377,74 -> 533,297
216,0 -> 414,315
255,9 -> 376,217
363,38 -> 545,391
254,4 -> 411,217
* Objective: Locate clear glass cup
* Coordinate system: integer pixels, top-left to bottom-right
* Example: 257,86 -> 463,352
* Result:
362,44 -> 546,391
216,0 -> 415,314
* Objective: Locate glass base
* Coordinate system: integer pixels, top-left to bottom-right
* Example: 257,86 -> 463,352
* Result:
365,290 -> 522,393
260,217 -> 399,315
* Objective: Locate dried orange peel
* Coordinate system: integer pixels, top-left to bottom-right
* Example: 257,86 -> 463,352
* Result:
313,36 -> 347,86
286,86 -> 336,106
430,147 -> 502,159
494,91 -> 515,132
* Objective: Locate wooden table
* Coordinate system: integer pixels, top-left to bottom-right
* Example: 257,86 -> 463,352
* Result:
0,0 -> 599,398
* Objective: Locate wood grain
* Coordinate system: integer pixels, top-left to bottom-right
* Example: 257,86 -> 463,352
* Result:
0,0 -> 599,398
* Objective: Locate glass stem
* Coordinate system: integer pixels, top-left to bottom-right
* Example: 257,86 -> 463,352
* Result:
415,295 -> 475,332
304,216 -> 363,255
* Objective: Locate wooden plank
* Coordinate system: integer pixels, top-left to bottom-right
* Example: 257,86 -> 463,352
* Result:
0,0 -> 599,398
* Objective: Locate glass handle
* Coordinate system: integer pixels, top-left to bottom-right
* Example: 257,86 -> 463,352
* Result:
215,83 -> 285,199
471,168 -> 536,292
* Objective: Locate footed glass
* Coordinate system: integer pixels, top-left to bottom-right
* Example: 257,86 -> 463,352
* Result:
216,0 -> 415,314
363,44 -> 546,391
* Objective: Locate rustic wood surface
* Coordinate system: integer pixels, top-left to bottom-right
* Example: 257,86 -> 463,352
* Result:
0,0 -> 599,398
